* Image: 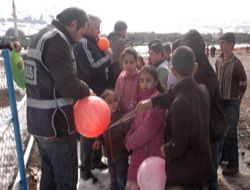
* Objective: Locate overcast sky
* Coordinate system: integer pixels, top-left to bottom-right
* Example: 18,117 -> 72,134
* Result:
1,0 -> 250,34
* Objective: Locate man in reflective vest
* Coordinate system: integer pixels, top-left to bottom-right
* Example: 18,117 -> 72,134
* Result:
24,8 -> 90,190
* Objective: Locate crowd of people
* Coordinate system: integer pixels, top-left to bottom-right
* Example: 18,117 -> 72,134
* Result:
1,6 -> 247,190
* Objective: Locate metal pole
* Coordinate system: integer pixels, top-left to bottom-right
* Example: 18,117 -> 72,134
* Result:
12,0 -> 19,40
2,49 -> 27,190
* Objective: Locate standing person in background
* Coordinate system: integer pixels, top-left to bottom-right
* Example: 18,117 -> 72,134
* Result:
24,8 -> 90,190
163,42 -> 178,90
246,46 -> 249,54
136,54 -> 145,70
163,43 -> 172,68
75,15 -> 112,96
211,45 -> 216,57
115,47 -> 140,114
125,65 -> 165,190
206,45 -> 210,56
216,32 -> 247,176
108,21 -> 129,88
74,14 -> 110,183
148,42 -> 169,90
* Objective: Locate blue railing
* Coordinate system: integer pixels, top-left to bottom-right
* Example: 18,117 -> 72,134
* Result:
2,49 -> 27,190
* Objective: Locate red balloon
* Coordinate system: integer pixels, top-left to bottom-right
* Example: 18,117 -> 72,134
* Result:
98,37 -> 110,51
74,96 -> 111,138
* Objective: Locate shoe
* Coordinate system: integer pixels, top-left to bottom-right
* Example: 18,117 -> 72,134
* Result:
81,170 -> 98,184
91,162 -> 108,170
222,167 -> 239,176
80,166 -> 98,183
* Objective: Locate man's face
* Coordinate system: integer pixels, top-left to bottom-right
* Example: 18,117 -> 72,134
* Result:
69,20 -> 88,42
121,29 -> 127,38
88,20 -> 101,39
220,39 -> 233,54
75,25 -> 88,42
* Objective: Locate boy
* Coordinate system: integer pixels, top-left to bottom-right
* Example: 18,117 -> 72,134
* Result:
148,42 -> 169,90
161,46 -> 213,189
216,32 -> 247,176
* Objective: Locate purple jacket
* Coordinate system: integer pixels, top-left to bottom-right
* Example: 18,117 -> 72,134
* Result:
125,87 -> 165,180
115,69 -> 139,113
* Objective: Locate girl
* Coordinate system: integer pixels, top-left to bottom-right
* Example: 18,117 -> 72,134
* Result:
115,47 -> 140,113
125,65 -> 166,190
137,55 -> 145,70
94,90 -> 130,190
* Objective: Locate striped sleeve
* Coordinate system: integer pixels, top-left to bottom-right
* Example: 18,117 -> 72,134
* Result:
81,38 -> 111,68
235,59 -> 247,99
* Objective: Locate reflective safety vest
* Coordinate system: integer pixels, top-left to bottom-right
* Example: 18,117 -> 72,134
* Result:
24,26 -> 76,139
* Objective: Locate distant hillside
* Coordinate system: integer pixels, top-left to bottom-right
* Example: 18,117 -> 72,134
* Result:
0,14 -> 50,25
127,32 -> 250,46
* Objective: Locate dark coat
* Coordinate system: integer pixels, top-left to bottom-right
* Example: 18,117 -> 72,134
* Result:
25,20 -> 90,138
102,109 -> 130,160
107,31 -> 131,88
74,34 -> 111,95
164,77 -> 213,187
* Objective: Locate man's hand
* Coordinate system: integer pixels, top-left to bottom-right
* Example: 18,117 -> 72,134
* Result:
10,41 -> 22,53
135,99 -> 152,113
105,48 -> 113,57
160,145 -> 166,158
89,89 -> 96,96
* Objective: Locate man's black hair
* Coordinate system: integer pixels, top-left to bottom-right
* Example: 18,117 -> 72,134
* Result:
163,43 -> 172,52
114,21 -> 127,32
56,7 -> 88,29
149,42 -> 164,54
220,32 -> 236,47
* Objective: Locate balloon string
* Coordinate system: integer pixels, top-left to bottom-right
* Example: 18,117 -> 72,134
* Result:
106,110 -> 136,130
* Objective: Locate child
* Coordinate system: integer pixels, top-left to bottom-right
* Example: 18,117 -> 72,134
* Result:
137,55 -> 145,70
216,32 -> 247,176
93,90 -> 129,190
115,47 -> 140,113
125,65 -> 166,190
148,42 -> 169,90
159,46 -> 212,189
